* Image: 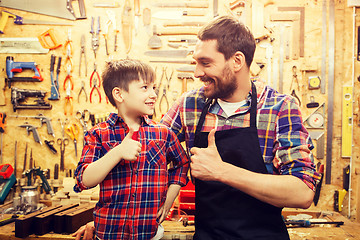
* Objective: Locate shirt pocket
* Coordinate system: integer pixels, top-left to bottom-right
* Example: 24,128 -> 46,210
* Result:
146,140 -> 166,167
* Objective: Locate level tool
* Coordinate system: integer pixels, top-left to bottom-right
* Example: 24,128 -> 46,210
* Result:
342,86 -> 353,157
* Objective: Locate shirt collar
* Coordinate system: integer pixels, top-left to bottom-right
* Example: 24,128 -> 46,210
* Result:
107,113 -> 152,127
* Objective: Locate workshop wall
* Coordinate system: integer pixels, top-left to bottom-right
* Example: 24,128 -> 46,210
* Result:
0,0 -> 359,221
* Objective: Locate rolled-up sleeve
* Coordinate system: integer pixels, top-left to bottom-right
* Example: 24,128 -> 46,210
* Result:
273,97 -> 320,191
74,128 -> 102,192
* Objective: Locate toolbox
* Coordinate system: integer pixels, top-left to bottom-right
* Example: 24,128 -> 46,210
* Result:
178,181 -> 195,221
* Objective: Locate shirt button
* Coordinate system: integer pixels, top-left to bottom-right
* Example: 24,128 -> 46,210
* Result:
225,119 -> 230,124
132,193 -> 136,197
134,170 -> 138,174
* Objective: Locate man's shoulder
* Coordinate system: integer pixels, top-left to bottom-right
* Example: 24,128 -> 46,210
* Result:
180,87 -> 207,109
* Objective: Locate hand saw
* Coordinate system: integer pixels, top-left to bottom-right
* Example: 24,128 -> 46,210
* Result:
0,0 -> 86,20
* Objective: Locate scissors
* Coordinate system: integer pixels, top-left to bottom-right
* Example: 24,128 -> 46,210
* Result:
57,138 -> 69,172
65,123 -> 80,157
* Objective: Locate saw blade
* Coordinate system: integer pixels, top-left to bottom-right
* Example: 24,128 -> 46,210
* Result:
0,38 -> 49,54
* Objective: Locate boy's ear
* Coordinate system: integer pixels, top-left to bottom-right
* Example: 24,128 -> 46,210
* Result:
112,87 -> 123,103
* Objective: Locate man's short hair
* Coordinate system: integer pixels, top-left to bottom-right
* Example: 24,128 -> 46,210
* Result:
102,59 -> 155,107
197,16 -> 256,68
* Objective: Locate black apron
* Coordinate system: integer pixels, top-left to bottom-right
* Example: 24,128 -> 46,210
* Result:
193,82 -> 290,240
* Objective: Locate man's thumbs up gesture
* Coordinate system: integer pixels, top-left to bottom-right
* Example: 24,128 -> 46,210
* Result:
120,128 -> 142,161
190,129 -> 224,181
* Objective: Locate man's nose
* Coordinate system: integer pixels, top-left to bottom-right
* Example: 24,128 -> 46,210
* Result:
194,64 -> 205,78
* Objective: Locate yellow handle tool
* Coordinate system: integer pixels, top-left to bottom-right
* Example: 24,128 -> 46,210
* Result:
0,11 -> 16,34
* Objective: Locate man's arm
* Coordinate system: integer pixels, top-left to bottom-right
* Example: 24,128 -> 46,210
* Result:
190,129 -> 315,209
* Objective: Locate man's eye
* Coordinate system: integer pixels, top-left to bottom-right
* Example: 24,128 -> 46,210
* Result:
202,62 -> 210,66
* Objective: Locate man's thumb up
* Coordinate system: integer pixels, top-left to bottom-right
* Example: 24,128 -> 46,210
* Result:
208,129 -> 216,148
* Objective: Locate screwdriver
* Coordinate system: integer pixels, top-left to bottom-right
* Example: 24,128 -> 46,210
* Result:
0,112 -> 6,163
285,219 -> 344,227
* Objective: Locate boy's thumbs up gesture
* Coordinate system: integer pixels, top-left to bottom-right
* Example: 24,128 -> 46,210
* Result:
120,128 -> 142,161
190,129 -> 223,181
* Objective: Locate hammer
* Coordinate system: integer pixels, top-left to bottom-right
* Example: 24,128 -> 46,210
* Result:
177,73 -> 194,94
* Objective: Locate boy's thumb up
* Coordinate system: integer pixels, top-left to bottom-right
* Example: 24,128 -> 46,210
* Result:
207,129 -> 216,148
125,127 -> 135,140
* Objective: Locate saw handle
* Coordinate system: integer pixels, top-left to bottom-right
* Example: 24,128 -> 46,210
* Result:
38,29 -> 62,50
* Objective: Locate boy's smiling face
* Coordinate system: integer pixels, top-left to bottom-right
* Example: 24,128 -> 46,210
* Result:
121,78 -> 157,117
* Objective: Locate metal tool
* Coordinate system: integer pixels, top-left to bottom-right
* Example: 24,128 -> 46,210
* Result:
48,55 -> 60,100
90,16 -> 101,58
78,81 -> 88,103
177,73 -> 194,94
342,86 -> 353,157
11,87 -> 52,112
153,9 -> 206,19
79,35 -> 87,77
313,164 -> 324,206
153,1 -> 209,8
90,63 -> 102,103
0,113 -> 6,163
44,140 -> 57,154
18,123 -> 41,145
76,110 -> 90,146
285,219 -> 344,227
63,29 -> 73,71
145,49 -> 194,58
5,56 -> 43,88
290,90 -> 301,106
65,123 -> 80,157
0,0 -> 77,20
0,37 -> 49,54
122,0 -> 133,54
23,143 -> 28,173
14,141 -> 17,178
57,138 -> 69,172
143,8 -> 151,36
214,0 -> 219,18
134,0 -> 140,36
159,69 -> 173,114
38,28 -> 62,50
290,66 -> 300,91
64,82 -> 73,116
63,65 -> 74,91
10,114 -> 55,137
325,0 -> 335,184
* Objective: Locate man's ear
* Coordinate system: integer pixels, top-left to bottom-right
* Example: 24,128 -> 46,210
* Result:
112,87 -> 123,103
233,51 -> 246,72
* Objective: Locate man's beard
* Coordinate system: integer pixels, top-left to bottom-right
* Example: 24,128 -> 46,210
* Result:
201,65 -> 237,99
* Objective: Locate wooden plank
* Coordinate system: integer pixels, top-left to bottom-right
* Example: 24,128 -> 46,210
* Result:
33,204 -> 79,236
64,203 -> 95,234
15,205 -> 62,238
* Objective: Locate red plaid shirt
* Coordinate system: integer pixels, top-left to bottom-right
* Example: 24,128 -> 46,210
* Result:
74,113 -> 189,240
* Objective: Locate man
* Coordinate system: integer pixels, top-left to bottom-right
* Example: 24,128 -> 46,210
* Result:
73,16 -> 319,240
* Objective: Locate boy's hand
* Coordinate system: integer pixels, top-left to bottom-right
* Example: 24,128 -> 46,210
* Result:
120,128 -> 141,161
156,205 -> 170,223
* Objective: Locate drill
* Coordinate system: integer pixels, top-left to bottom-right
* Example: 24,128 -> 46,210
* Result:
5,56 -> 43,88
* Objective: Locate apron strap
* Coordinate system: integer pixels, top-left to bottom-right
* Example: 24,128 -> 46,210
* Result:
195,81 -> 258,133
249,81 -> 257,128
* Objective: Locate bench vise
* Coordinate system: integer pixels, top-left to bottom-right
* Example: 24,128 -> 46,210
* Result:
6,56 -> 43,88
11,87 -> 52,112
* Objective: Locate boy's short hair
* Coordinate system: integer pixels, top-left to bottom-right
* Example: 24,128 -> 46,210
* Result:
197,16 -> 256,68
102,59 -> 156,107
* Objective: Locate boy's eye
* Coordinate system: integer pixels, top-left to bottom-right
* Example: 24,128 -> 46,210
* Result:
141,85 -> 148,90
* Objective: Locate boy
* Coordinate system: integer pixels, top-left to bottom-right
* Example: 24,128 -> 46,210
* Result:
73,59 -> 190,240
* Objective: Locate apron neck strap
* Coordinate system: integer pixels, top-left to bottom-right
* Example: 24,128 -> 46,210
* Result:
195,81 -> 258,134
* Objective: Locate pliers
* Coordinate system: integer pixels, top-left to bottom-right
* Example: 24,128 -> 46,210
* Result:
63,29 -> 73,71
64,82 -> 73,115
159,69 -> 173,114
90,63 -> 101,103
79,34 -> 87,77
63,64 -> 74,91
90,16 -> 101,58
78,81 -> 88,103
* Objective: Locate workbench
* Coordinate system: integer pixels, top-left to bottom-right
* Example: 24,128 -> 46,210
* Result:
0,210 -> 359,240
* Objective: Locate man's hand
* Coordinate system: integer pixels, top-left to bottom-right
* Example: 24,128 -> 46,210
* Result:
72,221 -> 95,240
190,129 -> 224,181
120,128 -> 141,161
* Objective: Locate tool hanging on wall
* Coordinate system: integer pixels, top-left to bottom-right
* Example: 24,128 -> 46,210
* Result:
0,0 -> 86,20
334,165 -> 350,212
65,122 -> 80,157
0,113 -> 6,164
152,9 -> 206,20
11,88 -> 52,112
78,81 -> 88,103
18,123 -> 42,145
0,37 -> 49,54
64,82 -> 73,116
90,16 -> 101,58
38,28 -> 62,50
5,56 -> 43,88
303,103 -> 325,129
9,114 -> 55,137
122,0 -> 132,54
308,76 -> 321,90
48,55 -> 60,100
306,96 -> 319,108
342,86 -> 353,157
79,35 -> 87,77
143,8 -> 152,36
90,63 -> 102,103
259,43 -> 273,88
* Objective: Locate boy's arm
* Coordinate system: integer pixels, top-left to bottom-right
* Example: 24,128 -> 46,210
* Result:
82,128 -> 141,188
157,184 -> 181,223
